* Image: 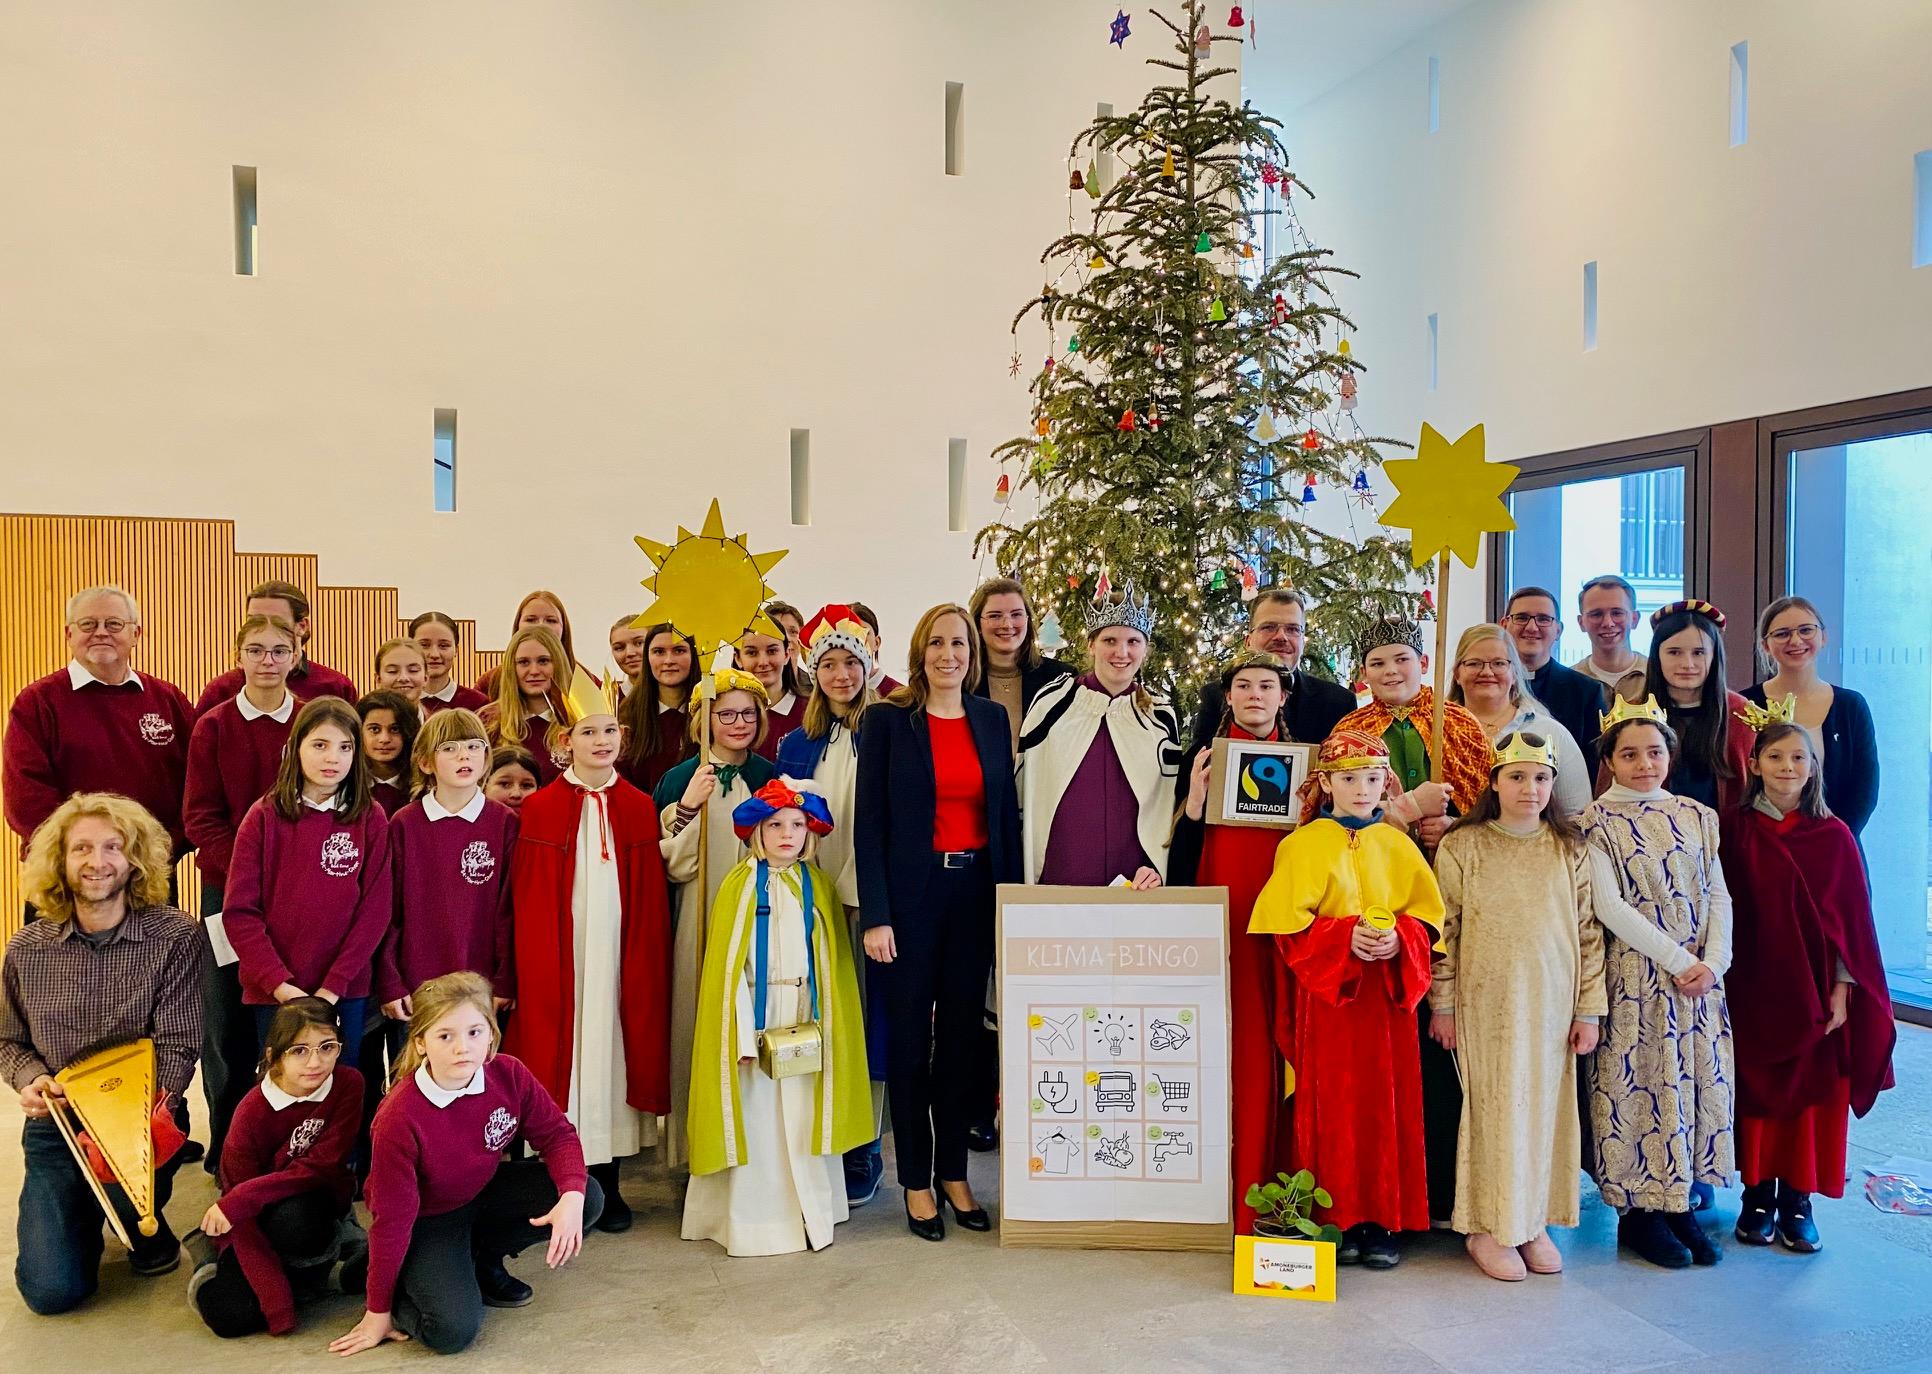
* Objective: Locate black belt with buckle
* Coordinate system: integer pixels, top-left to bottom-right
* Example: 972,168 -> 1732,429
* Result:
936,850 -> 979,869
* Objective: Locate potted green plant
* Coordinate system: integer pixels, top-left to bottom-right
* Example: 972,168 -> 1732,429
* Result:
1245,1169 -> 1343,1244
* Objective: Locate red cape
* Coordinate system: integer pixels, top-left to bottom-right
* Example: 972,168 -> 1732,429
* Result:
504,776 -> 673,1115
1721,806 -> 1895,1118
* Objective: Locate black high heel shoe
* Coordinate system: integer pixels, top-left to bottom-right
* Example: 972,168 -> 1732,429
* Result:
904,1190 -> 946,1242
940,1185 -> 991,1232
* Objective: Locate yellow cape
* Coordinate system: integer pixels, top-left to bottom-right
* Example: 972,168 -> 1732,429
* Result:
1248,816 -> 1445,949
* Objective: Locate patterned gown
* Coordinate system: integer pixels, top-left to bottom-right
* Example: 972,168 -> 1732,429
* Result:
1581,792 -> 1735,1211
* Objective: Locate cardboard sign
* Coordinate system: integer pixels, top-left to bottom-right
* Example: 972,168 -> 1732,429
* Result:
998,885 -> 1233,1252
1204,737 -> 1314,829
1234,1234 -> 1337,1301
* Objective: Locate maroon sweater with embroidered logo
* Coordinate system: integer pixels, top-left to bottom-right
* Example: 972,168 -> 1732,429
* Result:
3,667 -> 194,855
222,798 -> 393,1004
363,1054 -> 586,1313
376,796 -> 519,1004
183,699 -> 295,885
422,684 -> 491,717
194,657 -> 358,719
216,1065 -> 365,1334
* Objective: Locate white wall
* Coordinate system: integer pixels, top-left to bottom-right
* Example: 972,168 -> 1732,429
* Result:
0,1 -> 1233,660
1250,0 -> 1932,619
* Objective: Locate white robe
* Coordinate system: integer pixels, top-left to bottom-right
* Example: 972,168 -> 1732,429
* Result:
680,872 -> 849,1256
1016,676 -> 1181,883
563,768 -> 646,1165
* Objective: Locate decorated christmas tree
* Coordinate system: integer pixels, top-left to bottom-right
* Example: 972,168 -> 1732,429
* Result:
976,0 -> 1416,694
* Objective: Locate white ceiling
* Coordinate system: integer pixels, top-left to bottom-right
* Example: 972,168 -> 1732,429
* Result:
1247,0 -> 1482,109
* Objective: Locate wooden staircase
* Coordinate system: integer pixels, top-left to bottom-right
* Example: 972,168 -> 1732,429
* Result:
1,513 -> 503,934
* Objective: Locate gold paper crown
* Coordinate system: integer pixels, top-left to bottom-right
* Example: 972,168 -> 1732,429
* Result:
560,664 -> 623,726
1734,693 -> 1797,732
1492,730 -> 1558,773
1598,693 -> 1668,735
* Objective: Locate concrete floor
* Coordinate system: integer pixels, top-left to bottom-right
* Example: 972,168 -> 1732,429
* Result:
3,1025 -> 1929,1373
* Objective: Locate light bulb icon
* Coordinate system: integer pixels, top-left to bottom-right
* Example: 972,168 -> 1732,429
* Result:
1104,1023 -> 1127,1058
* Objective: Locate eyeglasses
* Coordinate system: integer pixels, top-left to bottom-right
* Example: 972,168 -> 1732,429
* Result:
71,618 -> 130,635
283,1040 -> 342,1061
241,645 -> 295,663
1457,659 -> 1511,673
1766,624 -> 1821,643
1504,613 -> 1559,629
435,740 -> 487,755
713,708 -> 760,724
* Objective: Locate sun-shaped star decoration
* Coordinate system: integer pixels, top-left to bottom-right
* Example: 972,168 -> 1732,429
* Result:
1109,9 -> 1131,47
631,499 -> 787,657
1378,422 -> 1518,569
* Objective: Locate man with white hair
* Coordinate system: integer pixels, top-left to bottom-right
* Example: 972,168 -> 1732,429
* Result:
4,585 -> 196,863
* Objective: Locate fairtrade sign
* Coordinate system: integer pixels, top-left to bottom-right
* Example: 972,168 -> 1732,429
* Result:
1205,738 -> 1314,830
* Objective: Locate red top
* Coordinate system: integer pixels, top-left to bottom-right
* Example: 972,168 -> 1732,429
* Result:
364,1054 -> 586,1313
223,799 -> 394,1004
195,657 -> 357,719
184,698 -> 296,883
927,713 -> 988,852
3,667 -> 195,855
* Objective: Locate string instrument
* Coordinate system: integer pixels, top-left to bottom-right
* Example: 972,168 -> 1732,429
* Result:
43,1039 -> 181,1247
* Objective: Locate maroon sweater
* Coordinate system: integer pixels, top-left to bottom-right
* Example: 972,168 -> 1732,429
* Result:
754,693 -> 807,762
422,683 -> 491,717
223,799 -> 394,1004
364,1054 -> 586,1312
377,796 -> 518,1004
195,656 -> 357,719
218,1066 -> 364,1334
183,698 -> 295,884
3,666 -> 194,855
369,776 -> 413,818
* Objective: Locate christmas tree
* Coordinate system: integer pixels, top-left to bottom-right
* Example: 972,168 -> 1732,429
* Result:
976,0 -> 1416,695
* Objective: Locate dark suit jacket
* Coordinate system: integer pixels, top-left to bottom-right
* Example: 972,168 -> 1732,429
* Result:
853,696 -> 1022,932
1526,659 -> 1607,767
1186,669 -> 1357,754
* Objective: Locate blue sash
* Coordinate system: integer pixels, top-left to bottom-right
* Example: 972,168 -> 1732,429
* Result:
752,861 -> 819,1032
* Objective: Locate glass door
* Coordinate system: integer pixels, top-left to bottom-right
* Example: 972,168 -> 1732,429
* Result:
1503,456 -> 1692,666
1782,423 -> 1932,1011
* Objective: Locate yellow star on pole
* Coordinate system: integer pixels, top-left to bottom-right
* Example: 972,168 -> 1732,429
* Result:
1378,422 -> 1517,569
631,498 -> 787,658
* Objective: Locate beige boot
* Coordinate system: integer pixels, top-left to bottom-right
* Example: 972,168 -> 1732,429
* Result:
1466,1232 -> 1526,1281
1518,1232 -> 1563,1274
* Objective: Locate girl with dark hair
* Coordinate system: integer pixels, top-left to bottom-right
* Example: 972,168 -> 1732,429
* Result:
372,640 -> 428,709
1721,719 -> 1895,1252
357,690 -> 421,817
1431,732 -> 1605,1281
484,745 -> 542,812
186,998 -> 365,1338
967,576 -> 1073,754
223,696 -> 392,1065
764,599 -> 814,701
411,611 -> 490,715
1632,600 -> 1753,813
1581,703 -> 1734,1269
616,622 -> 698,792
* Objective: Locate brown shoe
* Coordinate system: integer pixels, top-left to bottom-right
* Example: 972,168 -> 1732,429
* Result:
1466,1232 -> 1526,1281
1518,1232 -> 1563,1274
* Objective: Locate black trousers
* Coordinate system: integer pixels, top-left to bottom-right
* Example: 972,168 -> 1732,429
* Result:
1415,1005 -> 1462,1225
880,859 -> 993,1190
199,881 -> 257,1174
192,1191 -> 340,1337
392,1160 -> 604,1356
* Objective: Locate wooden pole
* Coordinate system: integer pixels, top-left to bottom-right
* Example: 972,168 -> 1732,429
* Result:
1429,549 -> 1451,784
695,683 -> 714,972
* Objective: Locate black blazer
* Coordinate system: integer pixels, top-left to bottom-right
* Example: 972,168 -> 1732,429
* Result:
854,696 -> 1022,931
1526,658 -> 1607,768
1187,669 -> 1357,754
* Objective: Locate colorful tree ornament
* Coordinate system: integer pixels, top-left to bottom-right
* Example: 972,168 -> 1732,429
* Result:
1208,297 -> 1227,322
1209,567 -> 1227,591
1259,161 -> 1282,188
1337,338 -> 1352,357
1070,167 -> 1086,191
995,473 -> 1011,504
1117,407 -> 1138,432
1037,437 -> 1060,471
1085,160 -> 1102,198
1193,23 -> 1211,58
1301,428 -> 1321,451
1352,469 -> 1371,493
1240,564 -> 1260,601
1239,240 -> 1254,259
1109,9 -> 1131,47
1255,409 -> 1276,440
1161,147 -> 1176,178
1089,250 -> 1107,269
1339,373 -> 1358,410
1008,350 -> 1023,378
1036,415 -> 1051,436
1271,293 -> 1289,327
1037,610 -> 1067,652
1300,478 -> 1317,504
1193,230 -> 1213,253
1068,334 -> 1081,353
1095,569 -> 1113,601
1227,5 -> 1244,26
1145,403 -> 1162,430
1419,587 -> 1436,615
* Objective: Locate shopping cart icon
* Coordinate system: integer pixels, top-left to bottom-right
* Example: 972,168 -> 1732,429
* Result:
1151,1075 -> 1191,1112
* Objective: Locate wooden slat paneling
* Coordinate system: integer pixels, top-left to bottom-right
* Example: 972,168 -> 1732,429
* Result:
1,516 -> 504,938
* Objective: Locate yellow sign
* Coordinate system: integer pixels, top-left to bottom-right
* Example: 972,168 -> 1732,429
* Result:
1234,1234 -> 1337,1301
631,499 -> 787,656
1378,422 -> 1518,569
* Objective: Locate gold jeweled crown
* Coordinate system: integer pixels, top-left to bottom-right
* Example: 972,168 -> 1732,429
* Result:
1492,730 -> 1558,773
1733,692 -> 1797,732
1598,692 -> 1668,735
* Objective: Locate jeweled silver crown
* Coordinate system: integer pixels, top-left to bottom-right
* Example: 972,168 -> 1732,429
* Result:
1086,582 -> 1155,638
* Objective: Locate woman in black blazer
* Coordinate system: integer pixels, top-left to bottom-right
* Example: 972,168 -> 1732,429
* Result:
855,603 -> 1021,1241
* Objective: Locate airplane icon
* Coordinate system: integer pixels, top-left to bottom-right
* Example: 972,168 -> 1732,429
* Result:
1034,1012 -> 1078,1055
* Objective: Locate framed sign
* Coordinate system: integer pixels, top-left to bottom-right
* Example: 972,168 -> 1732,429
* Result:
997,885 -> 1232,1252
1205,737 -> 1314,829
1233,1235 -> 1337,1302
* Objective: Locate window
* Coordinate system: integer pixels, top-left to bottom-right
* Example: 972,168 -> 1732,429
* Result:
1729,42 -> 1749,147
232,166 -> 258,276
944,82 -> 965,176
432,409 -> 457,512
948,438 -> 968,533
1426,313 -> 1439,392
1427,55 -> 1440,134
1583,260 -> 1599,352
790,428 -> 811,526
